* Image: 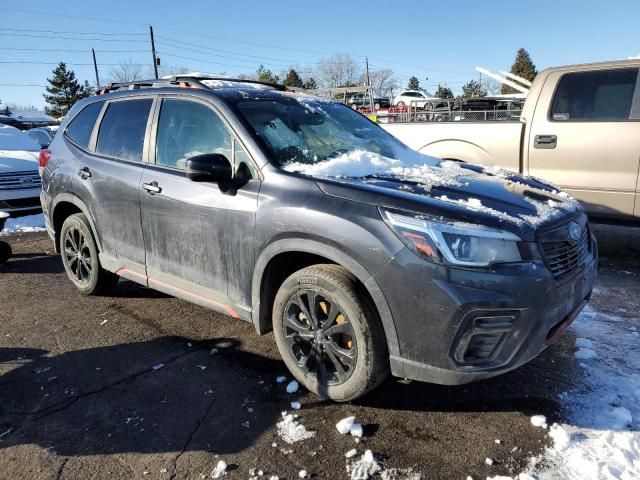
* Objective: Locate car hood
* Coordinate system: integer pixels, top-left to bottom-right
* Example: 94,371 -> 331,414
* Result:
0,150 -> 40,172
310,159 -> 582,242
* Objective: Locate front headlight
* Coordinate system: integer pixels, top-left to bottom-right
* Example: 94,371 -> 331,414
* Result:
381,209 -> 522,267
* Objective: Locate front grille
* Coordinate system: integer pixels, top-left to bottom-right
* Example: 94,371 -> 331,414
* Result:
0,171 -> 42,191
541,224 -> 590,280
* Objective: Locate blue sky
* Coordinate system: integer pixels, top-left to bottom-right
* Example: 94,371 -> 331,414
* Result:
1,0 -> 638,108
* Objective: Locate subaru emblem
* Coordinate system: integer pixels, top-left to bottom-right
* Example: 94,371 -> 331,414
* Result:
568,222 -> 581,243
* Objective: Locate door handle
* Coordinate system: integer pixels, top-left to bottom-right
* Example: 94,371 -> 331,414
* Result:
142,181 -> 162,194
78,167 -> 92,179
534,134 -> 557,149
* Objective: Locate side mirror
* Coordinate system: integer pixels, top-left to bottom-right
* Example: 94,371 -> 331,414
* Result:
185,153 -> 232,183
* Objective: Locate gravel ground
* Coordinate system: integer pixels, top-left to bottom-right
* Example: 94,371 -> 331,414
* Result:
0,225 -> 637,480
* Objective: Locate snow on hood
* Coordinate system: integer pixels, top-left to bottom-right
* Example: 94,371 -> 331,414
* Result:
284,149 -> 580,227
0,124 -> 41,151
0,152 -> 39,172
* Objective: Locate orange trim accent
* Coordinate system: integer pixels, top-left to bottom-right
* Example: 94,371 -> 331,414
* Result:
148,277 -> 239,319
115,268 -> 239,318
115,268 -> 148,281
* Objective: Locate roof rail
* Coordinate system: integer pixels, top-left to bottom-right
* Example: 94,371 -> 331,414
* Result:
170,75 -> 287,91
94,76 -> 287,95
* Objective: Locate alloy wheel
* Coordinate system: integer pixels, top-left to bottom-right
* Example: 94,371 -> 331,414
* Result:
63,226 -> 92,284
282,290 -> 357,385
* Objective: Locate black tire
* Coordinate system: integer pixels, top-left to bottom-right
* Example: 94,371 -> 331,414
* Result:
273,264 -> 388,401
0,241 -> 11,265
59,213 -> 118,295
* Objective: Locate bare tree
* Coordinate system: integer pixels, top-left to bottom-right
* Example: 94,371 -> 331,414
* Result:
108,59 -> 146,83
361,68 -> 398,96
317,54 -> 361,87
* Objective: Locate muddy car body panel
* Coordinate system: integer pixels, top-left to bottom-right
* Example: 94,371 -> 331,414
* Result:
41,78 -> 597,393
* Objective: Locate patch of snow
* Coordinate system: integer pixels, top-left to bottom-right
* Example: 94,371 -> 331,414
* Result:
530,415 -> 548,429
524,302 -> 640,480
347,450 -> 380,480
276,375 -> 287,383
350,423 -> 363,438
0,124 -> 41,151
485,458 -> 494,465
211,460 -> 227,478
336,416 -> 356,434
286,380 -> 299,393
1,214 -> 46,234
276,412 -> 315,444
298,470 -> 308,478
380,468 -> 421,480
290,401 -> 301,410
152,363 -> 164,370
575,347 -> 597,360
345,448 -> 358,458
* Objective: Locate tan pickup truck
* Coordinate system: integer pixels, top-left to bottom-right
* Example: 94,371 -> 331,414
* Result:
382,59 -> 640,221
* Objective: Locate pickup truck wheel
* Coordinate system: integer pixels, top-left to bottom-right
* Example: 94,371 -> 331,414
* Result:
60,213 -> 118,295
272,264 -> 388,402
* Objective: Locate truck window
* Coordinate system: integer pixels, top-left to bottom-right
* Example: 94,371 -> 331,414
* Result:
550,68 -> 638,121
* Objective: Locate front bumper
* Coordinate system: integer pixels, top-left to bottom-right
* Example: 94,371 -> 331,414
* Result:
375,235 -> 598,385
0,186 -> 42,217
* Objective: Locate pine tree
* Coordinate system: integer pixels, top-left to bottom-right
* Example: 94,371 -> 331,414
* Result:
283,69 -> 304,88
43,62 -> 91,118
303,77 -> 318,90
435,84 -> 454,99
502,48 -> 537,94
461,80 -> 487,98
256,64 -> 279,84
407,76 -> 420,90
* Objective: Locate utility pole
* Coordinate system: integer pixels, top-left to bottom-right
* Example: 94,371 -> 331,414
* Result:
150,25 -> 159,80
91,48 -> 100,87
365,56 -> 371,87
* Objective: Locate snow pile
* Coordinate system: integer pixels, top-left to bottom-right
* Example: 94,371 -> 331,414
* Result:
211,460 -> 227,478
527,301 -> 640,480
284,150 -> 403,178
347,450 -> 380,480
286,380 -> 299,393
380,468 -> 421,480
276,412 -> 315,444
336,416 -> 363,437
1,214 -> 46,234
530,415 -> 548,429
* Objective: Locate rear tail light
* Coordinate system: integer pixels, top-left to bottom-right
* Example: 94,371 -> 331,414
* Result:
39,149 -> 51,168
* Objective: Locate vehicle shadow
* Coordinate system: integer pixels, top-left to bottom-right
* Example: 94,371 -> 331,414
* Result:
0,337 -> 287,457
0,253 -> 64,274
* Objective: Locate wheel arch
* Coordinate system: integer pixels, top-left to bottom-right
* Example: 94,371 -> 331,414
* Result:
51,194 -> 101,253
418,139 -> 494,165
251,238 -> 400,357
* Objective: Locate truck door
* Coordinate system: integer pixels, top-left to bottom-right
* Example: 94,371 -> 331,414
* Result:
526,67 -> 640,219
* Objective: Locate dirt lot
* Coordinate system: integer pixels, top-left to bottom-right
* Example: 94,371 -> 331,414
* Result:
0,226 -> 638,480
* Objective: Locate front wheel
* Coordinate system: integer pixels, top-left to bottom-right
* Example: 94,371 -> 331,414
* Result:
272,264 -> 388,401
60,213 -> 118,295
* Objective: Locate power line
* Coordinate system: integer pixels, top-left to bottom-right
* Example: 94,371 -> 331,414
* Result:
0,47 -> 149,53
0,83 -> 49,87
0,32 -> 148,43
0,27 -> 146,36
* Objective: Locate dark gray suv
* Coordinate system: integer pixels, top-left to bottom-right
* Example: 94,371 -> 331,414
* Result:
40,76 -> 597,401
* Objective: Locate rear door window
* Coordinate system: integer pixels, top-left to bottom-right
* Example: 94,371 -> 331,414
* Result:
96,99 -> 153,161
65,101 -> 104,148
550,68 -> 638,121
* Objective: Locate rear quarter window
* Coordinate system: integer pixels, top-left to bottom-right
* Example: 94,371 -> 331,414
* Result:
65,101 -> 104,148
96,99 -> 153,162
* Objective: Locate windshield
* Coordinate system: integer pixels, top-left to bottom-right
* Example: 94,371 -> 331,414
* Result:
237,97 -> 438,177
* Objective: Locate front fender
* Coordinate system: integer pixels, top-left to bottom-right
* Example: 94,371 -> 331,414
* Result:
251,238 -> 401,357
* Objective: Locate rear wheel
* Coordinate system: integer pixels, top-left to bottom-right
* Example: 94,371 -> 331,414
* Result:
60,213 -> 118,295
273,264 -> 388,401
